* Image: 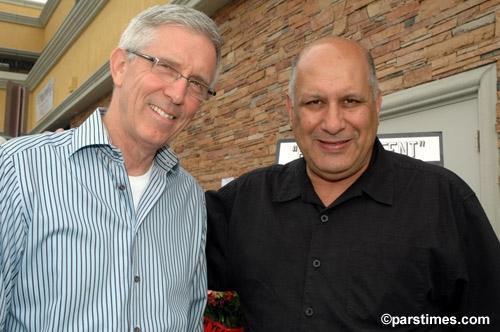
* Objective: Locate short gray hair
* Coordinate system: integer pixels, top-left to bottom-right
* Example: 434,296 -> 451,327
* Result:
288,38 -> 379,106
119,4 -> 222,85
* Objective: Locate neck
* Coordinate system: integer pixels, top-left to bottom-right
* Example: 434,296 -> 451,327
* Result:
122,150 -> 155,176
102,106 -> 156,176
307,163 -> 369,207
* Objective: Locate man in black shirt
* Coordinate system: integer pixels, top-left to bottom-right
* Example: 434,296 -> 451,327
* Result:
206,37 -> 500,331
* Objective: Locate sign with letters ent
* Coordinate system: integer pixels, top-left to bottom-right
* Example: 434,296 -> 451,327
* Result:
378,132 -> 443,167
276,132 -> 443,166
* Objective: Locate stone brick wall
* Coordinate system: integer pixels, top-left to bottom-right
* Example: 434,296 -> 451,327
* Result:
68,0 -> 500,191
70,93 -> 112,128
170,0 -> 500,191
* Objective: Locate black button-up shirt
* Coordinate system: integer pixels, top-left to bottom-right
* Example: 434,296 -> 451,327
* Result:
206,139 -> 500,331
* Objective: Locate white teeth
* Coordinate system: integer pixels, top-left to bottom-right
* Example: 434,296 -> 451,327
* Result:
323,140 -> 348,145
150,104 -> 175,119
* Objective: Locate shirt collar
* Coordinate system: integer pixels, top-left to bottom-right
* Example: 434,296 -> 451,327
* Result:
273,158 -> 308,202
72,108 -> 112,153
70,108 -> 180,173
351,138 -> 394,206
272,138 -> 394,206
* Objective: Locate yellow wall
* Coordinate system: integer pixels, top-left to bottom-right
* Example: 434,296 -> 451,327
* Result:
0,21 -> 44,52
0,1 -> 73,52
0,2 -> 43,51
43,0 -> 74,44
0,2 -> 41,16
27,0 -> 172,130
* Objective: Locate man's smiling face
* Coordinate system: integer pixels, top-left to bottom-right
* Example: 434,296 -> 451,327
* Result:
113,24 -> 217,151
287,38 -> 381,184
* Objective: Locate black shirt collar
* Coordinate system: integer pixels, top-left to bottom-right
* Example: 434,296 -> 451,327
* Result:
273,138 -> 394,207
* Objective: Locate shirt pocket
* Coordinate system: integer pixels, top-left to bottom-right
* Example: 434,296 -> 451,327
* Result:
346,241 -> 429,327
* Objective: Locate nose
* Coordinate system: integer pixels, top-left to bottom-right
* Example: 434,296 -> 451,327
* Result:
163,76 -> 189,104
321,103 -> 346,134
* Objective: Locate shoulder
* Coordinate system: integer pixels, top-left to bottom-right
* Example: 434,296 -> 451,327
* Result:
173,164 -> 204,195
0,131 -> 73,161
224,159 -> 300,191
208,159 -> 304,206
384,149 -> 475,200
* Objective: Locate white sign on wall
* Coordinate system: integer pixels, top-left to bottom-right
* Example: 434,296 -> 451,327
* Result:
36,77 -> 54,122
275,139 -> 302,165
276,132 -> 443,166
221,177 -> 234,187
378,132 -> 443,166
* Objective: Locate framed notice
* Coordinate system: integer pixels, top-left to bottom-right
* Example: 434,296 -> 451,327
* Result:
378,132 -> 443,166
275,139 -> 302,164
276,132 -> 443,166
36,77 -> 54,122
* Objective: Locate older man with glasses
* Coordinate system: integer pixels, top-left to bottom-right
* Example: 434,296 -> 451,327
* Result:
0,4 -> 220,331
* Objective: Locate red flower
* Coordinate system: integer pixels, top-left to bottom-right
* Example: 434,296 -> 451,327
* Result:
204,290 -> 243,328
207,290 -> 217,306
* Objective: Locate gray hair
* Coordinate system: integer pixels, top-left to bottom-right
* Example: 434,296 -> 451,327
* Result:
119,4 -> 222,85
288,38 -> 379,107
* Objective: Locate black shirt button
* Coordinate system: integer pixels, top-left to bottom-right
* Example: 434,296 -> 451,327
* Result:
118,184 -> 126,191
305,307 -> 314,317
134,275 -> 140,283
313,259 -> 321,268
320,215 -> 329,223
134,327 -> 141,332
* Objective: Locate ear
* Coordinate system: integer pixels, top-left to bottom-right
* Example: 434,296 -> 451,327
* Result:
110,48 -> 127,87
375,91 -> 382,124
285,94 -> 294,129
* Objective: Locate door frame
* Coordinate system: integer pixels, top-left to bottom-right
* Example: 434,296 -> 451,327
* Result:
380,64 -> 500,229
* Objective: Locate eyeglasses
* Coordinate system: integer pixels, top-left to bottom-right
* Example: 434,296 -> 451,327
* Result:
126,50 -> 216,101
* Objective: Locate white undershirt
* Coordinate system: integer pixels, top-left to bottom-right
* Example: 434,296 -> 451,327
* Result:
128,165 -> 154,211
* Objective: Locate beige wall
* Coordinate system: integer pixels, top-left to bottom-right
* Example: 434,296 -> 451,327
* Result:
0,21 -> 44,52
43,0 -> 74,44
26,0 -> 172,131
0,0 -> 67,133
0,2 -> 43,51
0,2 -> 41,16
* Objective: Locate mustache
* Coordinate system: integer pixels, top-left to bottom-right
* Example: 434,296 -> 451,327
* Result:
310,133 -> 358,142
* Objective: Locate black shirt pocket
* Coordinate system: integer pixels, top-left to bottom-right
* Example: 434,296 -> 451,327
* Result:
346,241 -> 429,327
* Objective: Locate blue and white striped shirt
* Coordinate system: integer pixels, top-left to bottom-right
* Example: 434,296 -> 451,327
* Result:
0,109 -> 207,331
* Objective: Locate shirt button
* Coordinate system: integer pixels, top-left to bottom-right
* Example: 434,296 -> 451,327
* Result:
134,327 -> 141,332
312,259 -> 321,268
305,307 -> 314,317
118,184 -> 126,191
134,275 -> 140,283
320,215 -> 329,223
